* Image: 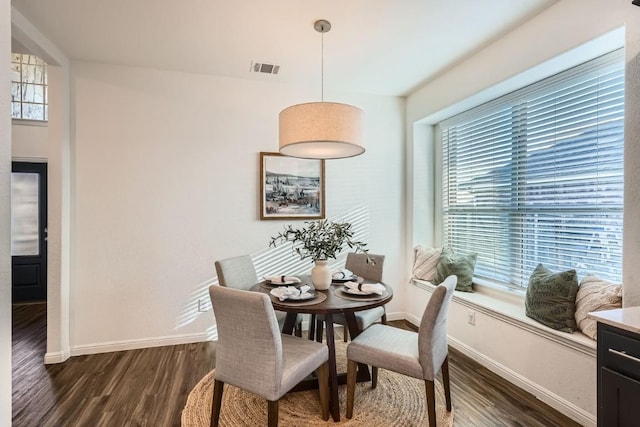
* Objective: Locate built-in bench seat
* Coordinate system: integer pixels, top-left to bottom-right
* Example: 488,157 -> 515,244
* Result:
411,278 -> 596,356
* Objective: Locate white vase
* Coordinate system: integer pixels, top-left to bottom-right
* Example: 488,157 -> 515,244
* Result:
311,259 -> 331,290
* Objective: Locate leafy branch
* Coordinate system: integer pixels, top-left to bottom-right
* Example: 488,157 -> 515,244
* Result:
269,220 -> 369,262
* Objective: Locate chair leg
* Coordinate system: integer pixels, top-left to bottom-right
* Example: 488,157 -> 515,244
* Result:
343,325 -> 349,342
346,359 -> 358,419
267,400 -> 279,427
315,318 -> 324,343
308,314 -> 316,340
316,362 -> 330,420
371,366 -> 378,389
295,322 -> 302,337
210,379 -> 224,427
442,356 -> 452,411
424,379 -> 437,427
381,311 -> 387,325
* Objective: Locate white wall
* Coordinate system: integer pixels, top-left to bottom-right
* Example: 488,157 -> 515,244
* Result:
1,0 -> 13,422
69,61 -> 404,351
12,122 -> 47,160
405,0 -> 640,424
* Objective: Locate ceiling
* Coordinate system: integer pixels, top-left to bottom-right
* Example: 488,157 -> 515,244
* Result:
11,0 -> 555,97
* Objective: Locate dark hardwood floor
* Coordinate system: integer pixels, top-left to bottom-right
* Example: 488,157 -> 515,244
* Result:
13,303 -> 582,426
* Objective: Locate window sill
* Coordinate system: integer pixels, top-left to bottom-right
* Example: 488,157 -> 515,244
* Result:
411,278 -> 596,357
12,118 -> 48,127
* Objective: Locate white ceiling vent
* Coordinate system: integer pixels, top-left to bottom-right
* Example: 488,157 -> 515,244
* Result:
250,61 -> 280,75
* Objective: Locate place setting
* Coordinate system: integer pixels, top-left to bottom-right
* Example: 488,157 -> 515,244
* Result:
331,268 -> 363,284
267,281 -> 327,306
334,280 -> 389,301
262,275 -> 303,287
261,275 -> 309,292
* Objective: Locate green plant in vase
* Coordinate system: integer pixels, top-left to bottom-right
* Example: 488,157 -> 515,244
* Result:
269,219 -> 369,290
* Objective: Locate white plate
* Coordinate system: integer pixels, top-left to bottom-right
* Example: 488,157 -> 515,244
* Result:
270,288 -> 315,301
342,287 -> 376,296
266,279 -> 301,286
332,275 -> 358,283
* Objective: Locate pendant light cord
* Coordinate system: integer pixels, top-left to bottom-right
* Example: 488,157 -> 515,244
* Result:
314,19 -> 331,102
321,29 -> 324,102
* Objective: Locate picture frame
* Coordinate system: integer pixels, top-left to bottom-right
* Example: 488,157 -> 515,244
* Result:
260,152 -> 325,220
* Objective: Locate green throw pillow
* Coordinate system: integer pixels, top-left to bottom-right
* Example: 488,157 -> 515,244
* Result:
435,247 -> 477,292
525,264 -> 579,333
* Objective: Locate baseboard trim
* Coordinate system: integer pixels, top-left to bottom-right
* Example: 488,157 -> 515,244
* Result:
404,312 -> 421,326
65,313 -> 405,358
44,349 -> 71,364
70,332 -> 211,357
385,311 -> 405,322
447,335 -> 596,427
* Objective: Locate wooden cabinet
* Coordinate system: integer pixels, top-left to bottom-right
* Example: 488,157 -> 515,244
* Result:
597,322 -> 640,427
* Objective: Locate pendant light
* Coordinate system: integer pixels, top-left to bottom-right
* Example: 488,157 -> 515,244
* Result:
279,20 -> 364,159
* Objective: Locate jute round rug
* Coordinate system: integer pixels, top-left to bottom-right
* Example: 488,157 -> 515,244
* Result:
182,341 -> 454,426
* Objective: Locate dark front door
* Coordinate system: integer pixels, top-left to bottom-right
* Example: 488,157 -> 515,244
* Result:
11,162 -> 47,302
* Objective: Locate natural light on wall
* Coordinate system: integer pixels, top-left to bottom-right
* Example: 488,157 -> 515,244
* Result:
11,53 -> 48,121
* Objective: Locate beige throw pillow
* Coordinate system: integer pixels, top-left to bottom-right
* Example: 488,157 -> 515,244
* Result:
575,274 -> 623,340
412,246 -> 441,282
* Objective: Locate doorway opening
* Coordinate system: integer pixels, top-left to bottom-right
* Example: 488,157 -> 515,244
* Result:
11,161 -> 47,302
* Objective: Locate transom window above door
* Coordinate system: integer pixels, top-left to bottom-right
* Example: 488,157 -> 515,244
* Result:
11,53 -> 48,122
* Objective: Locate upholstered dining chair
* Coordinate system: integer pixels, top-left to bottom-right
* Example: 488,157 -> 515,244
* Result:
208,285 -> 330,427
314,253 -> 386,342
345,275 -> 457,426
215,255 -> 303,336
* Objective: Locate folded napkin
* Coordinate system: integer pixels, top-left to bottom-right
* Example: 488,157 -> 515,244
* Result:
344,281 -> 386,295
270,285 -> 312,301
332,269 -> 354,280
265,275 -> 302,284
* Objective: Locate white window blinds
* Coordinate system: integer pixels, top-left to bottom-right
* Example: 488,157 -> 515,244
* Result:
440,49 -> 624,288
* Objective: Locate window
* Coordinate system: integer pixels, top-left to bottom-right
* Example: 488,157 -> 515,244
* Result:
11,53 -> 48,121
440,49 -> 624,289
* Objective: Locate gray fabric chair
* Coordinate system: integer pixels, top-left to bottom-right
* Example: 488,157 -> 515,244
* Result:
314,253 -> 386,342
208,285 -> 330,427
215,255 -> 303,336
345,275 -> 457,426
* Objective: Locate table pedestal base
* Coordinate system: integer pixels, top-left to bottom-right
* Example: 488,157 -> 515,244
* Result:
284,311 -> 372,421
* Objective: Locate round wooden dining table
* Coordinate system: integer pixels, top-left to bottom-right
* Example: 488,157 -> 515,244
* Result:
250,279 -> 393,422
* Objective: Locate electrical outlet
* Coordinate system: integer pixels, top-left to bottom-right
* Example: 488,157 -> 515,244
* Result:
467,310 -> 476,326
197,299 -> 209,312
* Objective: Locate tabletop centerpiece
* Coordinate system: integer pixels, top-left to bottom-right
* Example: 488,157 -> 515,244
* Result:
269,219 -> 369,290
